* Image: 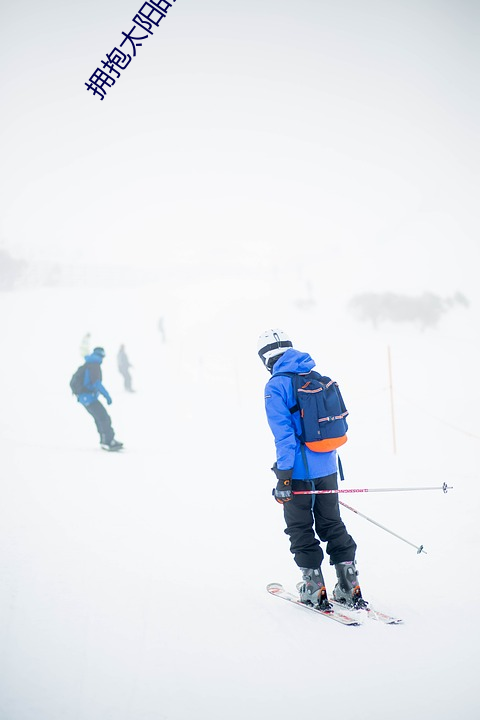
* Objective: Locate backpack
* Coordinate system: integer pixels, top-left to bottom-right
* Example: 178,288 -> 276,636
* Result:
276,371 -> 348,452
70,364 -> 87,395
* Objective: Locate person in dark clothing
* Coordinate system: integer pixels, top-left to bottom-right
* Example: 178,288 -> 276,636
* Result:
258,328 -> 366,610
76,347 -> 123,451
117,344 -> 134,392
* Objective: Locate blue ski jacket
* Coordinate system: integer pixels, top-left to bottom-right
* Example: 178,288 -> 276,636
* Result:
264,348 -> 337,480
77,351 -> 112,407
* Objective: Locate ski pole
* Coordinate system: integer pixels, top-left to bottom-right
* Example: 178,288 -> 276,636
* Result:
338,499 -> 427,554
292,482 -> 452,496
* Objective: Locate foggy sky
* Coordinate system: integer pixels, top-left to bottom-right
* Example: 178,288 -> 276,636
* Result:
1,0 -> 479,294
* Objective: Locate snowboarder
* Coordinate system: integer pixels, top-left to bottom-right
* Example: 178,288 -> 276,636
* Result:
117,344 -> 134,392
258,328 -> 366,610
74,346 -> 123,451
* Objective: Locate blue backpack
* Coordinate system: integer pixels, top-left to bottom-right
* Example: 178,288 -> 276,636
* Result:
276,371 -> 348,452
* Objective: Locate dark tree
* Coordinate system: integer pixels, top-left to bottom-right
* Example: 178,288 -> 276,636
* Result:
348,291 -> 469,329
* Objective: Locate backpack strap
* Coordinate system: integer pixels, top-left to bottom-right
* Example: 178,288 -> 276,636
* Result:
275,370 -> 322,415
273,371 -> 310,415
299,443 -> 310,480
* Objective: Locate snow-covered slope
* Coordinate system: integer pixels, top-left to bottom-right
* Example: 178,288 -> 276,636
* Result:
0,276 -> 478,720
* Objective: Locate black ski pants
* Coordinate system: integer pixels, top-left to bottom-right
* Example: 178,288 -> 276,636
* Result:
83,400 -> 114,444
283,473 -> 356,569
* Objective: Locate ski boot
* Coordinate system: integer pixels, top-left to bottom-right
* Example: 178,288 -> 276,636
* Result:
333,561 -> 368,609
297,568 -> 332,611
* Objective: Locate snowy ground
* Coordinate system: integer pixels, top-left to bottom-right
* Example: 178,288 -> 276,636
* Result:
1,276 -> 479,720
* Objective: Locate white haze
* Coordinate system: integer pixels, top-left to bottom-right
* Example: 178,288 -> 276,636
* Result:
1,0 -> 479,294
1,1 -> 479,718
0,278 -> 479,720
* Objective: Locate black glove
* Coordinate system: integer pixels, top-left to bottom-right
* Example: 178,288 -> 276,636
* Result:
271,463 -> 293,481
271,464 -> 293,504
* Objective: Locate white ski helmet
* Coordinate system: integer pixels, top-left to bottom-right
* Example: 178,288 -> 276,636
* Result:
257,329 -> 293,369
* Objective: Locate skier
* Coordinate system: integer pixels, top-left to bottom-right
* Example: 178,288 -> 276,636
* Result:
80,332 -> 91,358
75,346 -> 123,451
117,344 -> 134,392
158,316 -> 166,343
258,329 -> 366,610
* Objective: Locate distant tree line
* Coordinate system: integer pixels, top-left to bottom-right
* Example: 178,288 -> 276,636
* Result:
348,291 -> 469,329
0,248 -> 27,291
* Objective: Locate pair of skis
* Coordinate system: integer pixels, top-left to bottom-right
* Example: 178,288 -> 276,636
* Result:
267,583 -> 402,626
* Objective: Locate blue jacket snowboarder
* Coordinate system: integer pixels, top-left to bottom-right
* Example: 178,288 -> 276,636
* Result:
258,328 -> 366,610
75,347 -> 123,451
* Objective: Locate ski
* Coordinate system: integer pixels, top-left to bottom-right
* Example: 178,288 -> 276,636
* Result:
267,583 -> 361,626
328,598 -> 403,625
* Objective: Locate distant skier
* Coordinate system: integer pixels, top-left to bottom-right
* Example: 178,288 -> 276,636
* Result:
71,346 -> 123,451
117,344 -> 134,392
158,316 -> 166,343
257,328 -> 366,610
80,332 -> 91,358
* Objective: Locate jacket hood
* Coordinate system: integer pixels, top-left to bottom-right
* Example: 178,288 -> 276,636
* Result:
271,348 -> 315,375
85,352 -> 103,364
